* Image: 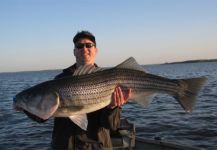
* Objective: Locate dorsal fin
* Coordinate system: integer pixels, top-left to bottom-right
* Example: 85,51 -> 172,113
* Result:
73,57 -> 145,76
115,57 -> 145,72
73,65 -> 105,76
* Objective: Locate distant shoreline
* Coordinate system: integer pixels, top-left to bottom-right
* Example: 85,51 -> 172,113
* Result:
1,59 -> 217,73
163,59 -> 217,65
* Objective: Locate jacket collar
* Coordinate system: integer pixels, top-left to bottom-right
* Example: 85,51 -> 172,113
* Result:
63,63 -> 98,74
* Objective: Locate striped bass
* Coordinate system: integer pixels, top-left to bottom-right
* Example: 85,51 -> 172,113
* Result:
14,57 -> 207,130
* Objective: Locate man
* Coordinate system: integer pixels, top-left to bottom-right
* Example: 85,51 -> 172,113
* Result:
51,31 -> 131,150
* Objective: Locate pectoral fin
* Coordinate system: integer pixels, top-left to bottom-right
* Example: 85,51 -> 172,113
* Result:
38,92 -> 60,120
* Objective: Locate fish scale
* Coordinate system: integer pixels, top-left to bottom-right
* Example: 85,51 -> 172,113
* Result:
53,68 -> 190,106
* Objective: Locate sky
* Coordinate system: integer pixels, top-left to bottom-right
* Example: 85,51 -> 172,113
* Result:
0,0 -> 217,72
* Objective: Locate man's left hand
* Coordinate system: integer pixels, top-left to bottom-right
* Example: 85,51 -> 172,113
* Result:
107,86 -> 132,109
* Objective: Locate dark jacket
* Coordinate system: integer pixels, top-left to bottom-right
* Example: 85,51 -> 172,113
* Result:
51,64 -> 121,150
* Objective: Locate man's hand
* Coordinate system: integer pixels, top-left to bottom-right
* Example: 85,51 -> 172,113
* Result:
107,86 -> 132,109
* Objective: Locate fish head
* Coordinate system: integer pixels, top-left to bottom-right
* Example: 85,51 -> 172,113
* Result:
14,86 -> 59,121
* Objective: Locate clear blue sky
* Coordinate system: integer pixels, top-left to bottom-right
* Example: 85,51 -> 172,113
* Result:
0,0 -> 217,72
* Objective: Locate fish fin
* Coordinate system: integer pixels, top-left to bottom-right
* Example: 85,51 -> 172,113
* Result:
176,77 -> 207,112
73,57 -> 145,76
38,92 -> 60,120
73,65 -> 105,76
130,92 -> 156,107
115,57 -> 145,72
69,114 -> 88,131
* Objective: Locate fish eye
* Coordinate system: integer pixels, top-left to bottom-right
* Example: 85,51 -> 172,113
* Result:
25,93 -> 32,99
26,92 -> 38,100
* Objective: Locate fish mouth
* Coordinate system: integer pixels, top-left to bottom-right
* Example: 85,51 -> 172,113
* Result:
13,101 -> 24,111
13,96 -> 24,111
13,105 -> 23,111
13,96 -> 47,123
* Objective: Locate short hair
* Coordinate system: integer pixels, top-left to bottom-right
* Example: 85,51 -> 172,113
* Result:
73,31 -> 96,45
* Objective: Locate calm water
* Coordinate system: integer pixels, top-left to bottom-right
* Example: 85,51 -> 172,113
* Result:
0,62 -> 216,150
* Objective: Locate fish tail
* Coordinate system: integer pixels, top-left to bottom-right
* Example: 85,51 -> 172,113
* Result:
176,77 -> 207,112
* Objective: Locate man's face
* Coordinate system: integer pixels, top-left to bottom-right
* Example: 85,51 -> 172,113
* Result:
74,38 -> 98,66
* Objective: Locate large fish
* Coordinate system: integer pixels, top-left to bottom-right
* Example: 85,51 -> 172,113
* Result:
14,57 -> 207,130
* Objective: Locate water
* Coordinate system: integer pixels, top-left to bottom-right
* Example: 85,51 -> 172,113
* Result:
0,62 -> 216,150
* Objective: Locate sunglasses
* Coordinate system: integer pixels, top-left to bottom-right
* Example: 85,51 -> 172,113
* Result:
75,43 -> 95,49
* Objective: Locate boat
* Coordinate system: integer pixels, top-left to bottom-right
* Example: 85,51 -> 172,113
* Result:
112,119 -> 205,150
127,136 -> 205,150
